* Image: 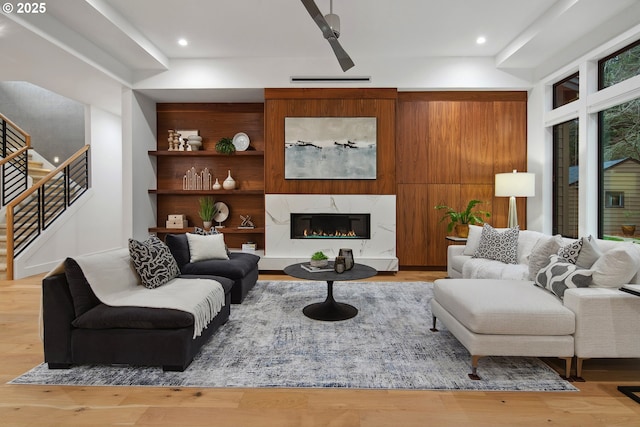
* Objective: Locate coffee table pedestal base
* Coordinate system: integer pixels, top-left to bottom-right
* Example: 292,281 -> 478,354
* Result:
303,280 -> 358,321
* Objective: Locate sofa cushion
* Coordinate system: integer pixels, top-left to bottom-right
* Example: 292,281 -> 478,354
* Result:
473,224 -> 519,264
590,243 -> 640,288
528,234 -> 564,280
181,252 -> 260,279
535,255 -> 593,299
462,258 -> 530,280
193,227 -> 231,256
64,257 -> 101,317
186,232 -> 229,262
128,236 -> 180,289
575,236 -> 602,269
433,279 -> 575,336
557,239 -> 583,264
72,304 -> 194,329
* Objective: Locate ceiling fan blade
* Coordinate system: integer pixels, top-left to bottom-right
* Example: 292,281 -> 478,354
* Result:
301,0 -> 335,40
301,0 -> 355,72
327,37 -> 355,71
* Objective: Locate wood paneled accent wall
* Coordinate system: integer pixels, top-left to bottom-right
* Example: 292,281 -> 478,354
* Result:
264,88 -> 397,194
396,92 -> 527,267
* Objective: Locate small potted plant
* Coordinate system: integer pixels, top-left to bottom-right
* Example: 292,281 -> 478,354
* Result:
622,210 -> 638,236
215,137 -> 235,155
434,199 -> 491,238
310,251 -> 329,267
198,196 -> 218,230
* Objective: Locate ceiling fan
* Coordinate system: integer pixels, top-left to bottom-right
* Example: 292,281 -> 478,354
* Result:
301,0 -> 355,72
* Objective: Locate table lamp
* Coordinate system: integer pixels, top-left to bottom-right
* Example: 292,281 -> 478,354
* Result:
495,170 -> 535,228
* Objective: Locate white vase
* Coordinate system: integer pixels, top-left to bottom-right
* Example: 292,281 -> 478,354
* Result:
212,178 -> 221,190
203,221 -> 212,230
223,170 -> 236,190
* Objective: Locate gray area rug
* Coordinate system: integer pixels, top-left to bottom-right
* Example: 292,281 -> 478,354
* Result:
11,281 -> 576,391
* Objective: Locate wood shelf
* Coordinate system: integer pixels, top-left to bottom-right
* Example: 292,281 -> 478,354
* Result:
149,227 -> 265,234
149,189 -> 263,195
149,150 -> 263,157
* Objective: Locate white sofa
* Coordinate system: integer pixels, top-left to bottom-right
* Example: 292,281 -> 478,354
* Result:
433,225 -> 640,379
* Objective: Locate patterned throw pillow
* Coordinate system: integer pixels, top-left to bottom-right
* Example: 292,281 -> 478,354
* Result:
535,255 -> 593,299
128,236 -> 180,289
557,239 -> 583,264
473,224 -> 520,264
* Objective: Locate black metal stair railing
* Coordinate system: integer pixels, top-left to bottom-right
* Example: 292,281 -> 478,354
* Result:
6,145 -> 90,279
0,113 -> 31,206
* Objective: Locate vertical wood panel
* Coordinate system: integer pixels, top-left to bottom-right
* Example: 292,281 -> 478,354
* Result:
427,102 -> 461,184
461,102 -> 494,184
397,184 -> 429,265
396,101 -> 429,183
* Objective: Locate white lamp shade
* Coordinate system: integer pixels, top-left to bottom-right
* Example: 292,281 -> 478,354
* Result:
495,170 -> 535,197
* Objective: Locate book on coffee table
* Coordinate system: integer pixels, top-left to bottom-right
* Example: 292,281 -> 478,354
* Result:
620,284 -> 640,297
300,264 -> 334,273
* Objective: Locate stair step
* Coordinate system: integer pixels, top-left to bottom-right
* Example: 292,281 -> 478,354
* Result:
29,167 -> 51,177
28,160 -> 44,169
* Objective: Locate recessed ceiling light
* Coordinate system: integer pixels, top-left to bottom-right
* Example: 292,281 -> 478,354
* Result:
476,36 -> 486,45
178,38 -> 188,47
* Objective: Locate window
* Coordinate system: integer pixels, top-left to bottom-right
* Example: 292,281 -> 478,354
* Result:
553,73 -> 579,108
599,98 -> 640,237
599,39 -> 640,90
605,191 -> 625,208
553,119 -> 579,238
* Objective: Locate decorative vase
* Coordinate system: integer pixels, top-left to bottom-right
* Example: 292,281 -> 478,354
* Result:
338,248 -> 354,270
203,221 -> 213,230
187,135 -> 202,151
223,170 -> 236,190
455,223 -> 470,238
212,178 -> 222,190
334,256 -> 346,273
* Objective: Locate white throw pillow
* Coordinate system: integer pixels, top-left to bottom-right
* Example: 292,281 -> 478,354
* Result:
590,243 -> 640,288
186,232 -> 230,262
462,224 -> 484,256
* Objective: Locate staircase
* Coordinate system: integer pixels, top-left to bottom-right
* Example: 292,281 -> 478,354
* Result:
0,159 -> 52,279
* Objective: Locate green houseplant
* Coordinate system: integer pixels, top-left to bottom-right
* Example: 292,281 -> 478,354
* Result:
434,199 -> 491,237
215,137 -> 236,155
310,251 -> 329,267
198,196 -> 218,229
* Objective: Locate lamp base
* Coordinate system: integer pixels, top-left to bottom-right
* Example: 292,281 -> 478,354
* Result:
507,196 -> 518,228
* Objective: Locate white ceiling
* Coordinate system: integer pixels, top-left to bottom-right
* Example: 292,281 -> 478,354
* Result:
1,0 -> 640,113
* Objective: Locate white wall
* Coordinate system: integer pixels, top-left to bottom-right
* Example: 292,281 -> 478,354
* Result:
14,106 -> 125,278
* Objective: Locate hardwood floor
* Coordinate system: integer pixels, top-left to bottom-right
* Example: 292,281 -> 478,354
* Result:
1,271 -> 639,426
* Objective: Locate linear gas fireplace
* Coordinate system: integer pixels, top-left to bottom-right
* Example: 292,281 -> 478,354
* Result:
291,213 -> 371,239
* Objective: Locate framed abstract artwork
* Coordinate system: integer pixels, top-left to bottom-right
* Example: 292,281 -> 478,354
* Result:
284,117 -> 377,179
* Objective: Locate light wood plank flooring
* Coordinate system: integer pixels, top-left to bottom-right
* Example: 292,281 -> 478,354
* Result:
1,271 -> 639,426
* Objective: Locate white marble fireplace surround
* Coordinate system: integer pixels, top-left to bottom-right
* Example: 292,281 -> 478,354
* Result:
262,194 -> 398,271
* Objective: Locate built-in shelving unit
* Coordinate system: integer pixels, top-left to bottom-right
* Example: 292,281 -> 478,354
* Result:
151,103 -> 265,250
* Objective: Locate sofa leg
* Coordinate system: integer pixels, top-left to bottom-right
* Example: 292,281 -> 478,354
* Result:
574,357 -> 587,381
47,363 -> 72,369
429,316 -> 438,332
560,357 -> 572,380
469,355 -> 482,380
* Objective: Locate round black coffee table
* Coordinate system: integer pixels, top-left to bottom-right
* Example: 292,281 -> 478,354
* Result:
283,262 -> 378,321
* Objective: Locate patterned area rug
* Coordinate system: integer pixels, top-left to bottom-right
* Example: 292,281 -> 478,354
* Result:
11,281 -> 576,391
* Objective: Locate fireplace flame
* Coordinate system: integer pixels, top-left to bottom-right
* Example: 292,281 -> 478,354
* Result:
302,229 -> 359,238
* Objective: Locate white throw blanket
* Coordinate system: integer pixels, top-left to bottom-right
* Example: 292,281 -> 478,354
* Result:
49,248 -> 225,338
